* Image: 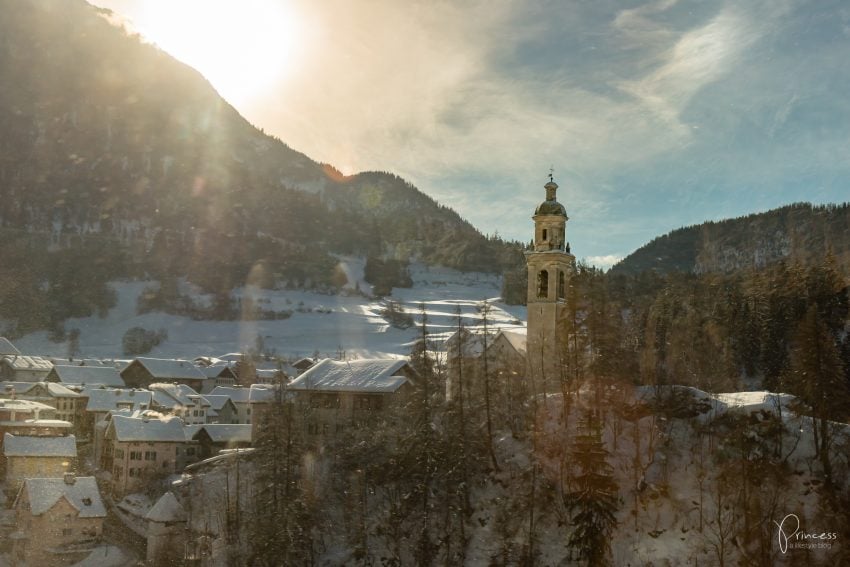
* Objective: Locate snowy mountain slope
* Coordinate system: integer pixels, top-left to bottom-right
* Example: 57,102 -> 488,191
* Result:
12,262 -> 526,360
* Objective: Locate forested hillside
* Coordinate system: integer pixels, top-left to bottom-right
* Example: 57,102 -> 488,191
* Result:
612,203 -> 850,275
0,0 -> 521,336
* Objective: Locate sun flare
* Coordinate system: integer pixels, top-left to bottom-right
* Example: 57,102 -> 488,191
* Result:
121,0 -> 305,105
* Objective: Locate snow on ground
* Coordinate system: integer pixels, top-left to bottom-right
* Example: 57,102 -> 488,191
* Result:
13,261 -> 526,361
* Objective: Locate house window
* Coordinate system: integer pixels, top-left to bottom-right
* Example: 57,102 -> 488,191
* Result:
307,422 -> 318,435
537,270 -> 549,298
130,451 -> 142,461
186,447 -> 195,456
144,451 -> 157,461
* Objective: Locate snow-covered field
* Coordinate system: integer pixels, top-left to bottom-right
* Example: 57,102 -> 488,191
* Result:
13,259 -> 526,360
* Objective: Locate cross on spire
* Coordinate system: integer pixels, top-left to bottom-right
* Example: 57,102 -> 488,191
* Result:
548,165 -> 554,183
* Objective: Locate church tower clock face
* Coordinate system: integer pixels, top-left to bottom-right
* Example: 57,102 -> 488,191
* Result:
525,174 -> 575,394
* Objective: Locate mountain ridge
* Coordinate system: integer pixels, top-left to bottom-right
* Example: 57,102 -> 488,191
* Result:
611,201 -> 850,275
0,0 -> 522,335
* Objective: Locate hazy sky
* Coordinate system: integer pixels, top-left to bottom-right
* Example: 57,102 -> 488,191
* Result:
90,0 -> 850,268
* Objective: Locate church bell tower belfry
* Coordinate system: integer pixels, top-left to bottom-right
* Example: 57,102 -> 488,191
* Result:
525,173 -> 575,393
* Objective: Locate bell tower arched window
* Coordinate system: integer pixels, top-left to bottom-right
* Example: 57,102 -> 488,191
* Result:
542,228 -> 548,241
558,271 -> 565,299
537,270 -> 549,298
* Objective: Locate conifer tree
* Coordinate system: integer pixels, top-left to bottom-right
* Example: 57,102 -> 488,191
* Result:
565,412 -> 619,566
249,383 -> 313,565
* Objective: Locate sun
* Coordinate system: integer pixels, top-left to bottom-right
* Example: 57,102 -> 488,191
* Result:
113,0 -> 306,106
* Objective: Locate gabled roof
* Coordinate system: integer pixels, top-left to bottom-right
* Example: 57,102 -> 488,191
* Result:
149,383 -> 209,409
203,395 -> 236,412
146,491 -> 186,523
86,389 -> 152,412
0,355 -> 53,372
126,358 -> 206,381
1,381 -> 80,398
288,358 -> 412,393
209,386 -> 251,404
0,338 -> 21,356
110,415 -> 186,442
4,433 -> 77,458
199,365 -> 235,379
193,424 -> 252,444
494,329 -> 527,355
19,476 -> 106,518
49,365 -> 124,387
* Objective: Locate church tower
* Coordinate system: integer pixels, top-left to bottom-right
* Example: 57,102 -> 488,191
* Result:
526,174 -> 574,393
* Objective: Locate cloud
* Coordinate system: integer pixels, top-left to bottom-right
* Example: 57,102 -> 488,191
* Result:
585,255 -> 625,270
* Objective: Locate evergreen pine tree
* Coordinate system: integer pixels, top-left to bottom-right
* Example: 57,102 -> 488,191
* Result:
565,412 -> 619,566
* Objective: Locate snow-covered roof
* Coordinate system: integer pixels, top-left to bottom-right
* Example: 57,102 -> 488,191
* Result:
0,398 -> 55,413
0,355 -> 53,372
49,365 -> 124,387
20,476 -> 106,518
4,433 -> 77,458
86,389 -> 152,412
1,381 -> 80,398
249,384 -> 276,403
203,395 -> 235,411
216,353 -> 245,363
288,358 -> 412,393
6,419 -> 71,428
255,368 -> 284,380
495,329 -> 527,355
0,338 -> 21,356
129,358 -> 206,380
110,415 -> 186,442
149,383 -> 208,409
193,424 -> 252,444
199,365 -> 233,379
146,491 -> 186,523
209,386 -> 251,404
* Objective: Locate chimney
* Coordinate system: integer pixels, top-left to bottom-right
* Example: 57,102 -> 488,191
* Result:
64,472 -> 76,485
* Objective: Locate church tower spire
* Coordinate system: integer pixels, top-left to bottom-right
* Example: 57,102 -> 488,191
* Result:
526,172 -> 575,394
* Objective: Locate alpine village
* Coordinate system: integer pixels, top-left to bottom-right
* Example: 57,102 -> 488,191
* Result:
1,1 -> 850,566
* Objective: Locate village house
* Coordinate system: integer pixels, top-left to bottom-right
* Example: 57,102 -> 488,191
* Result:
0,399 -> 70,450
149,383 -> 211,425
208,386 -> 253,424
86,388 -> 153,464
146,491 -> 187,565
4,433 -> 77,492
121,357 -> 207,391
188,424 -> 252,460
285,358 -> 417,438
203,395 -> 239,424
103,415 -> 196,497
12,474 -> 106,567
46,364 -> 125,388
0,354 -> 53,382
197,364 -> 238,394
445,327 -> 527,401
1,381 -> 84,431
